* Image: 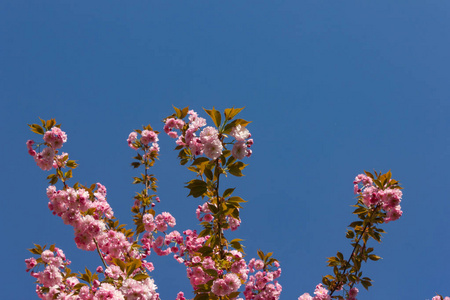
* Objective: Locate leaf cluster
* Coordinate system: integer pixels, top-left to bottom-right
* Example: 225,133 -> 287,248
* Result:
322,171 -> 402,298
28,118 -> 60,135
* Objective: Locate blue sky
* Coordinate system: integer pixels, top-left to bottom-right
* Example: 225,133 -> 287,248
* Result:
1,1 -> 449,299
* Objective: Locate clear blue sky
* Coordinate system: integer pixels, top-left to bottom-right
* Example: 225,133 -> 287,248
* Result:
1,1 -> 449,299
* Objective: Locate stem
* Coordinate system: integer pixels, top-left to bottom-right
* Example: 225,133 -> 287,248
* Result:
136,148 -> 150,242
329,205 -> 380,296
215,159 -> 225,260
93,238 -> 108,269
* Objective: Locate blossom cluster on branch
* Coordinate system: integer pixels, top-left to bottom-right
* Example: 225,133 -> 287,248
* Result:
24,109 -> 447,300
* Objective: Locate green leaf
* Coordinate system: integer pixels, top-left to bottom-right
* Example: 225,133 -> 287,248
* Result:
361,279 -> 372,290
173,106 -> 182,118
127,259 -> 142,276
180,106 -> 189,119
198,228 -> 212,238
228,292 -> 241,298
368,254 -> 381,261
346,229 -> 355,239
133,273 -> 149,281
65,169 -> 73,179
28,124 -> 45,135
46,119 -> 56,129
197,246 -> 213,256
194,294 -> 210,300
204,269 -> 218,277
192,157 -> 210,166
228,196 -> 246,204
353,207 -> 366,215
66,160 -> 78,169
224,107 -> 245,120
185,179 -> 207,198
228,162 -> 248,177
204,167 -> 213,181
257,249 -> 264,260
231,239 -> 245,253
223,118 -> 251,134
112,258 -> 126,272
203,107 -> 222,128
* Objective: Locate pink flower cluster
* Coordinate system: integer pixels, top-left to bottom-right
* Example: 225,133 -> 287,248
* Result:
140,212 -> 181,257
196,201 -> 241,231
432,297 -> 450,300
211,273 -> 242,296
26,126 -> 68,171
25,114 -> 283,300
176,240 -> 282,300
26,248 -> 79,299
127,130 -> 159,153
299,285 -> 358,300
44,126 -> 68,149
230,124 -> 253,159
46,183 -> 120,252
298,284 -> 329,300
29,254 -> 159,300
244,259 -> 282,300
353,174 -> 403,223
165,110 -> 253,160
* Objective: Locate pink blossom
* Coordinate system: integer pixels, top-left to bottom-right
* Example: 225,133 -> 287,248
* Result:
188,110 -> 207,130
95,283 -> 125,300
380,188 -> 402,209
143,213 -> 156,232
189,137 -> 204,156
211,279 -> 229,296
184,128 -> 197,145
127,132 -> 138,150
34,147 -> 55,171
79,286 -> 94,300
200,126 -> 219,144
254,259 -> 264,270
105,265 -> 124,280
165,118 -> 177,129
348,287 -> 358,298
43,127 -> 67,149
37,265 -> 63,287
224,273 -> 241,293
384,206 -> 403,223
141,130 -> 158,145
142,260 -> 155,272
313,283 -> 330,300
41,250 -> 54,263
353,174 -> 373,186
230,125 -> 250,141
204,214 -> 213,222
298,293 -> 313,300
361,186 -> 381,207
54,247 -> 65,260
353,184 -> 360,194
25,257 -> 37,271
120,278 -> 157,300
232,141 -> 248,160
66,276 -> 79,288
203,139 -> 223,160
26,140 -> 36,156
